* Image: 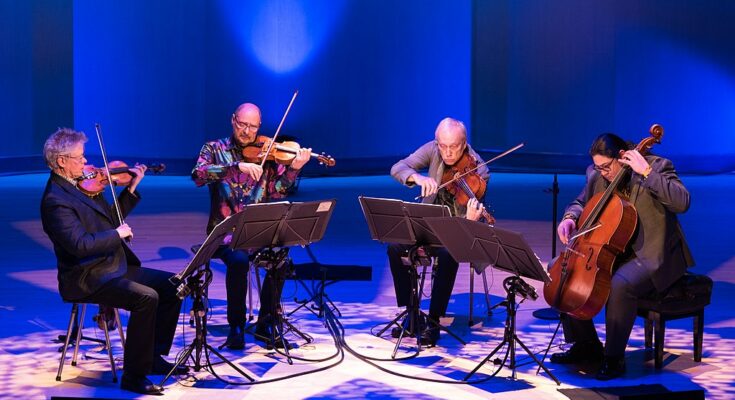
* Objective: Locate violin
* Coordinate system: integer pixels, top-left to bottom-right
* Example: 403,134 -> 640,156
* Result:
242,135 -> 336,167
441,151 -> 496,224
77,160 -> 165,196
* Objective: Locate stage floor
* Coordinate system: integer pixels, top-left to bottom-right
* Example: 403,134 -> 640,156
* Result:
0,171 -> 732,399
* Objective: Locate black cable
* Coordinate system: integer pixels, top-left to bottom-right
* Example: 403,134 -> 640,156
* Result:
333,305 -> 507,384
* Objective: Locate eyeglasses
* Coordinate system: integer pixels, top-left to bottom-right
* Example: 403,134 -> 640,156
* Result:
61,153 -> 86,162
593,159 -> 614,172
233,115 -> 261,132
436,142 -> 464,152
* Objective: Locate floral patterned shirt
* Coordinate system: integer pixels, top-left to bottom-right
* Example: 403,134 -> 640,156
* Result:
192,136 -> 300,233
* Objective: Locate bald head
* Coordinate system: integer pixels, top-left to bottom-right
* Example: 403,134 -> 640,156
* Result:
434,117 -> 467,166
232,103 -> 262,146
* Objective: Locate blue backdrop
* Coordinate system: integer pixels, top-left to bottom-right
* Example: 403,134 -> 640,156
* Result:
1,1 -> 733,173
472,0 -> 735,172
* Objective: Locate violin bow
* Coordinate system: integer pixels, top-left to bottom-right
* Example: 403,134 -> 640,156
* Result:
259,90 -> 299,170
94,123 -> 129,242
415,142 -> 525,200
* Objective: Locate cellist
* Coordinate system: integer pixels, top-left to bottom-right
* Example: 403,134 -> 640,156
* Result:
550,133 -> 694,380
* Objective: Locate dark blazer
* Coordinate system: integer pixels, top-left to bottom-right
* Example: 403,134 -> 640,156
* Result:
40,173 -> 141,301
564,155 -> 695,291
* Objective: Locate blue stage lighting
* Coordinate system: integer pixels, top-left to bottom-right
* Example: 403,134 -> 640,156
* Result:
220,0 -> 344,74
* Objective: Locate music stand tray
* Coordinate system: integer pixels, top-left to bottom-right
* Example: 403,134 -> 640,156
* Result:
170,212 -> 243,293
423,217 -> 559,385
359,196 -> 450,246
229,199 -> 336,362
359,196 -> 465,357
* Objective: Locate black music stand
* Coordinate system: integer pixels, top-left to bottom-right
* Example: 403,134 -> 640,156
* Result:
424,217 -> 559,385
230,199 -> 336,364
160,213 -> 255,386
359,196 -> 466,358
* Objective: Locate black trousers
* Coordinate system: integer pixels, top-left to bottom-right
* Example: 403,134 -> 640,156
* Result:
80,266 -> 182,377
560,258 -> 656,357
216,247 -> 285,328
387,244 -> 459,319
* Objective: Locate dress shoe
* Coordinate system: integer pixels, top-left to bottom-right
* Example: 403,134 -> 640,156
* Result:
596,355 -> 626,380
254,323 -> 292,350
223,325 -> 245,350
390,314 -> 426,338
151,355 -> 190,375
550,341 -> 603,364
419,323 -> 440,347
120,373 -> 163,395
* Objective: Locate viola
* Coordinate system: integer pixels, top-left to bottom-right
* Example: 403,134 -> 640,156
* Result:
441,151 -> 496,224
242,135 -> 336,167
543,124 -> 663,320
77,160 -> 165,196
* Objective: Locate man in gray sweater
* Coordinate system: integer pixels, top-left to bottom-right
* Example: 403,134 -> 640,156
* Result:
388,117 -> 490,346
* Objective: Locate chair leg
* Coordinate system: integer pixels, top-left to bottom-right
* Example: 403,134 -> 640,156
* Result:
468,267 -> 475,326
101,317 -> 118,382
694,310 -> 704,362
72,304 -> 87,366
56,303 -> 79,381
481,269 -> 492,315
644,316 -> 653,348
114,308 -> 125,349
247,263 -> 254,321
254,264 -> 263,312
653,313 -> 665,369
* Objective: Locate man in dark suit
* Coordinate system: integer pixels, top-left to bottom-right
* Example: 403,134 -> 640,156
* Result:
550,133 -> 694,380
40,128 -> 186,395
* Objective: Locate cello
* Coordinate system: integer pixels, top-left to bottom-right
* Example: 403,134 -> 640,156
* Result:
543,124 -> 663,320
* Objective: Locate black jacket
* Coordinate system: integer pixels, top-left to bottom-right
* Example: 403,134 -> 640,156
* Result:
40,173 -> 141,301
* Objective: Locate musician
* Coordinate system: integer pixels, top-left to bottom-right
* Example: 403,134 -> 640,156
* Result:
40,128 -> 185,395
192,102 -> 311,349
551,133 -> 693,380
388,117 -> 489,346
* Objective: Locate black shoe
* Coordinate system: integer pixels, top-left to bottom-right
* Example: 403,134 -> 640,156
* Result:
254,323 -> 292,350
419,324 -> 440,347
596,355 -> 626,380
390,314 -> 426,339
224,325 -> 245,350
550,341 -> 603,364
120,373 -> 163,395
151,355 -> 190,375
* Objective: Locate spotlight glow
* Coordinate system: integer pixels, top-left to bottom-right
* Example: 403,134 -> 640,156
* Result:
221,0 -> 343,74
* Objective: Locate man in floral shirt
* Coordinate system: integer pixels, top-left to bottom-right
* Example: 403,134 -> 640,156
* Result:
192,102 -> 311,349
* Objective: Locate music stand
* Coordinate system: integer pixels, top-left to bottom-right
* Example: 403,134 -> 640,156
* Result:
230,199 -> 336,364
424,217 -> 559,385
161,213 -> 255,386
359,196 -> 466,358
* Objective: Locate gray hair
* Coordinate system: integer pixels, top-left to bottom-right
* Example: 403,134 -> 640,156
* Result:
434,117 -> 467,141
43,128 -> 88,169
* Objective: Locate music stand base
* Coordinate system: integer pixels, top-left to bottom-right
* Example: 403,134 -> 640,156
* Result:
160,266 -> 254,386
377,257 -> 466,358
464,277 -> 559,385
